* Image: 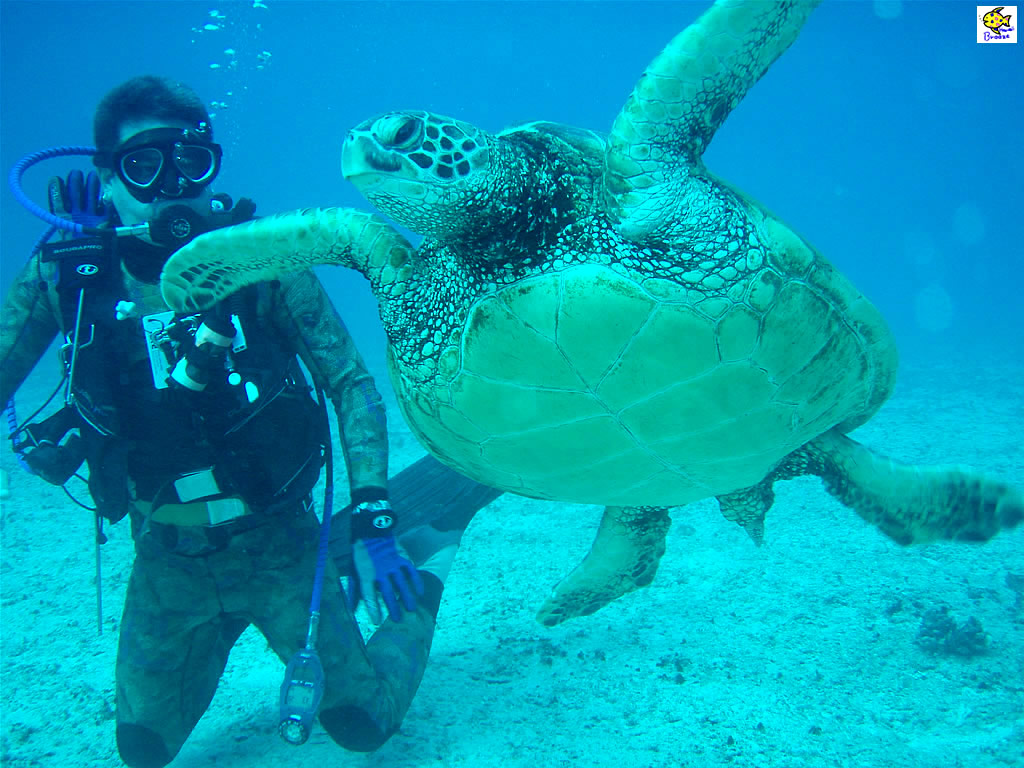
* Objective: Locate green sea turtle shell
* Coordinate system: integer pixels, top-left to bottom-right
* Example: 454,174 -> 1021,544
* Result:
387,124 -> 899,508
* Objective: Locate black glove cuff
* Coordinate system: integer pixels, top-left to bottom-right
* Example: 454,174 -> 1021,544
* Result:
351,503 -> 397,539
349,486 -> 388,507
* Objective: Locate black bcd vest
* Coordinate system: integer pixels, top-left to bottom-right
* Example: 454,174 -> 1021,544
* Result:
36,226 -> 326,522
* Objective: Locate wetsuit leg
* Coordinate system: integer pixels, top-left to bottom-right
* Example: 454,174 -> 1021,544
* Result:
315,561 -> 440,751
250,512 -> 439,753
115,535 -> 249,768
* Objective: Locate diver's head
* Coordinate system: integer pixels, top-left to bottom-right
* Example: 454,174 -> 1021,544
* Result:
92,76 -> 222,242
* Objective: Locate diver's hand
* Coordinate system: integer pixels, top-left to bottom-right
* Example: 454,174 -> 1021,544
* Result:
50,170 -> 106,235
348,501 -> 424,623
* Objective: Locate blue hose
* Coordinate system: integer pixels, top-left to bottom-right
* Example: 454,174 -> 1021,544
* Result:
8,145 -> 97,235
306,387 -> 335,641
5,146 -> 99,471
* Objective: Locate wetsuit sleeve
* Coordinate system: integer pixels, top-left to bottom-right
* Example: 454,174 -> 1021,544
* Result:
271,269 -> 390,498
0,254 -> 60,406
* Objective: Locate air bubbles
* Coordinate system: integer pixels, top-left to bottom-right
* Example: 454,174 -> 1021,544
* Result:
195,5 -> 270,119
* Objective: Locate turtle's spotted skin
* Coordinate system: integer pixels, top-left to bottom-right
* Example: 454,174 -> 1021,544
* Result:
162,0 -> 1023,627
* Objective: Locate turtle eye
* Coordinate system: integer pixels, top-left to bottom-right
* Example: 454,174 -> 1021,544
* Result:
393,119 -> 420,147
374,115 -> 423,150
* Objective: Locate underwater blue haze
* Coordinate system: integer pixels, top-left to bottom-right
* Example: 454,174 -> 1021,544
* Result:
2,4 -> 1024,768
2,1 -> 1022,386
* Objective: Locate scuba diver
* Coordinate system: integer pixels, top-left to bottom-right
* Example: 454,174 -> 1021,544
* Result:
0,75 -> 499,767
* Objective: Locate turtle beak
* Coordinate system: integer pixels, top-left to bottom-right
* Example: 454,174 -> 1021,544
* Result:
342,132 -> 400,182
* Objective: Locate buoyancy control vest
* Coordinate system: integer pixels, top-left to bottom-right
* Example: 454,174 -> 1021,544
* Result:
30,204 -> 327,523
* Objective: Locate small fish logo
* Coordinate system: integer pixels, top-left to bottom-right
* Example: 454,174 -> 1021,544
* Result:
978,4 -> 1017,42
983,6 -> 1013,32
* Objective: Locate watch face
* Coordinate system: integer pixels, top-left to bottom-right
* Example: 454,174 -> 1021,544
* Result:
355,500 -> 394,530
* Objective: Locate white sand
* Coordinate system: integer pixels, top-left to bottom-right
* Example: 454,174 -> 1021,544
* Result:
1,361 -> 1022,768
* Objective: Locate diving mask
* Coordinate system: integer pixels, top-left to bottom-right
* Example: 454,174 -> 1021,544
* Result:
97,124 -> 222,204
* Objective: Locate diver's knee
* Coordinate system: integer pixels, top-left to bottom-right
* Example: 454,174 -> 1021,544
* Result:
319,705 -> 394,752
116,722 -> 173,768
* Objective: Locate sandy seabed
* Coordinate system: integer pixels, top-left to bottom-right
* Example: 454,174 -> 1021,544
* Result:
2,360 -> 1022,768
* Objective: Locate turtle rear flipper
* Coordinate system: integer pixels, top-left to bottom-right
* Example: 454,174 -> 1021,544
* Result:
799,430 -> 1024,544
536,505 -> 671,627
717,481 -> 773,545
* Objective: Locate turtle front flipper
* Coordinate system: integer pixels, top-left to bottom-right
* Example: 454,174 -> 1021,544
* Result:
800,430 -> 1024,544
160,207 -> 415,312
535,505 -> 671,627
603,0 -> 820,239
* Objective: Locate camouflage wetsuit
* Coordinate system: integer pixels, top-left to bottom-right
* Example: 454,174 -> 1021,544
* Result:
0,248 -> 439,763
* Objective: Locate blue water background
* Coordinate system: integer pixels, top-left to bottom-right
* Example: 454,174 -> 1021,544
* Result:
2,0 -> 1022,389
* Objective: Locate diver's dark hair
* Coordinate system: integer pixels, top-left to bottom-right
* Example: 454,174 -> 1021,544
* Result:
93,75 -> 212,164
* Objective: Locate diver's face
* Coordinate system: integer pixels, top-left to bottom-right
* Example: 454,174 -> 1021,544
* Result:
100,118 -> 214,242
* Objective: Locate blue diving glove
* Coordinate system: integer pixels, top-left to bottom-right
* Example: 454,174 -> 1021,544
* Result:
49,170 -> 107,236
348,499 -> 424,623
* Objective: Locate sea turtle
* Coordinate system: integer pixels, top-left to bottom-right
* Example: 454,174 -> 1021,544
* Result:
161,0 -> 1023,626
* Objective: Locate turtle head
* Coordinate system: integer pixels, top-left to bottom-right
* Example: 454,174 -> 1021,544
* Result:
342,111 -> 497,240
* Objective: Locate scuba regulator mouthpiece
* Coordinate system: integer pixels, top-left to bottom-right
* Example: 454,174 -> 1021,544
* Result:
131,195 -> 254,248
145,204 -> 208,247
38,199 -> 214,249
